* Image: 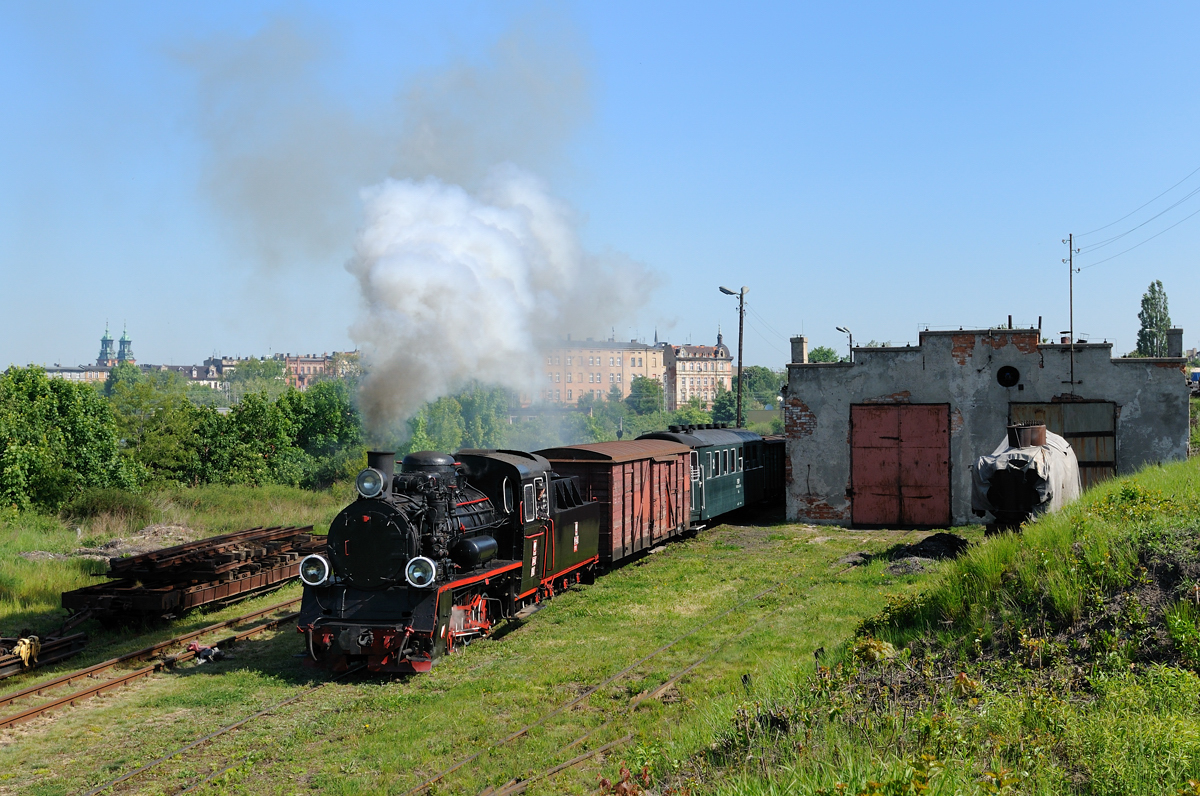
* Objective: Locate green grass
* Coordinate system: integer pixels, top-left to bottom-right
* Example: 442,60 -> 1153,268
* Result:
0,483 -> 347,634
685,459 -> 1200,796
13,461 -> 1200,795
0,511 -> 947,795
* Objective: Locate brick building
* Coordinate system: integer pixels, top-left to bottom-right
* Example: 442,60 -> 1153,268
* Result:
784,325 -> 1191,527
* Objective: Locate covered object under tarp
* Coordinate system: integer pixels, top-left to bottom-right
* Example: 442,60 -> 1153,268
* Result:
971,427 -> 1082,532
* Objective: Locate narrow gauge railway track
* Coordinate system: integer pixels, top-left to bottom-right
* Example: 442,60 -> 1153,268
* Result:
397,568 -> 849,796
91,573 -> 809,796
470,571 -> 848,796
80,666 -> 365,796
0,598 -> 299,729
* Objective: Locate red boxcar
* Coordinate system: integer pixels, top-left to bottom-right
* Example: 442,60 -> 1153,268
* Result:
535,440 -> 692,564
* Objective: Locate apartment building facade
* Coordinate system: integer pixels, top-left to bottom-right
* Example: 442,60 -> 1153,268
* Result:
664,332 -> 734,410
539,339 -> 667,405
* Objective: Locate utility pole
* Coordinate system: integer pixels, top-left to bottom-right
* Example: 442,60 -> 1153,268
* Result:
719,285 -> 749,427
1061,234 -> 1080,390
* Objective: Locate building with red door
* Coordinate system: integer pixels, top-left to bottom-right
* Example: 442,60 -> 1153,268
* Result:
783,325 -> 1190,527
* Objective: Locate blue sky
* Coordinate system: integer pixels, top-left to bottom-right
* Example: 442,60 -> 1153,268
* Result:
2,2 -> 1198,369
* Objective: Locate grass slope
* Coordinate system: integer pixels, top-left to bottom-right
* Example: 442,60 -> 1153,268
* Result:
0,513 -> 954,796
692,460 -> 1200,796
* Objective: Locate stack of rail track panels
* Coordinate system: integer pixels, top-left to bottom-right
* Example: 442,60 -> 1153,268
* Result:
61,525 -> 324,621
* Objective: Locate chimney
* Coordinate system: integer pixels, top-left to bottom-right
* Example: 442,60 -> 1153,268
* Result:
790,335 -> 809,364
1167,328 -> 1184,358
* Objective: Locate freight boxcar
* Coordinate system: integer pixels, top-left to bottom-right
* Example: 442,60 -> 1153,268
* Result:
534,440 -> 692,564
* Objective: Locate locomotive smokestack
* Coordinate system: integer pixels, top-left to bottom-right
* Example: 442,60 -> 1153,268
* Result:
367,451 -> 396,493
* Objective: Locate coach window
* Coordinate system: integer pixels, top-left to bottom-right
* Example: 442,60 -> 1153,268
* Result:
523,483 -> 535,523
738,449 -> 744,471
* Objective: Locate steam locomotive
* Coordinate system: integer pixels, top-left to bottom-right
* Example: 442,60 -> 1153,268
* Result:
296,426 -> 783,673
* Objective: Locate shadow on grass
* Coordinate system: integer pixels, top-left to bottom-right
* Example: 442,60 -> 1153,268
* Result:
719,498 -> 787,528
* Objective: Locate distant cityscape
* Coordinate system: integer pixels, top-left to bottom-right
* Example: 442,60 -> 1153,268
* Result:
41,326 -> 358,394
40,326 -> 760,412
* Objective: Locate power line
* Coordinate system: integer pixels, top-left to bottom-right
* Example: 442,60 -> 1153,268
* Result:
1079,183 -> 1200,253
739,316 -> 787,355
745,301 -> 789,341
1078,163 -> 1200,237
1080,202 -> 1200,270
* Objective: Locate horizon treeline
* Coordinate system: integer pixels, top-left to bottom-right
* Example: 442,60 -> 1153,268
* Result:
0,362 -> 784,513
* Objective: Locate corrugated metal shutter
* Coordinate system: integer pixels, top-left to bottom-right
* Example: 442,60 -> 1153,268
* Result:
1009,402 -> 1116,489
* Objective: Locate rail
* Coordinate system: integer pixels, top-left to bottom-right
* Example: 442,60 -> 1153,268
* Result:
0,598 -> 300,728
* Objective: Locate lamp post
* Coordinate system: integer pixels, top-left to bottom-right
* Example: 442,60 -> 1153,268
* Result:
836,326 -> 853,363
719,285 -> 748,427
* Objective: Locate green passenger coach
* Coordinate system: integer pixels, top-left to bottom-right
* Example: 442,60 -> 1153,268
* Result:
637,424 -> 770,526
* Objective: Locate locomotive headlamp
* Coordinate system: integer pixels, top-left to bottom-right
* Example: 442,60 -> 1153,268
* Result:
404,556 -> 437,589
299,554 -> 332,587
355,468 -> 385,499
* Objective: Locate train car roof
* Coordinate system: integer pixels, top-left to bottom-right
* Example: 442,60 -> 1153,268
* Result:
637,428 -> 762,448
535,440 -> 692,464
456,449 -> 551,478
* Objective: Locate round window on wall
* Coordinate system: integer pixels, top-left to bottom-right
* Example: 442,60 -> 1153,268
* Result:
996,366 -> 1020,388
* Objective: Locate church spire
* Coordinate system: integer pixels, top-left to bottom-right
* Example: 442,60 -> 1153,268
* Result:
97,323 -> 116,366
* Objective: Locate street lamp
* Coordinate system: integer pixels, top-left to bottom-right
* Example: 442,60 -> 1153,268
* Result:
719,285 -> 748,427
836,326 -> 853,362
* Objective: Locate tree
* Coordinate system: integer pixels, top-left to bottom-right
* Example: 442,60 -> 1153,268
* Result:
740,365 -> 786,410
624,375 -> 665,415
110,375 -> 200,484
1,366 -> 134,510
104,361 -> 144,397
457,384 -> 510,450
280,381 -> 362,457
673,397 -> 712,426
711,384 -> 736,423
808,346 -> 842,363
227,357 -> 287,403
1136,280 -> 1172,357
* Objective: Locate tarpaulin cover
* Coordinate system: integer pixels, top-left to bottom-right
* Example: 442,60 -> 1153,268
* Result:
971,430 -> 1081,520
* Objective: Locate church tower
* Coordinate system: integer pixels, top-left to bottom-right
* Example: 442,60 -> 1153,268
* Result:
97,325 -> 116,366
117,326 -> 135,364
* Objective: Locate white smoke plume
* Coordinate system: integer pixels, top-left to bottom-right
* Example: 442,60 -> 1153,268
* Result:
181,13 -> 658,433
349,165 -> 654,433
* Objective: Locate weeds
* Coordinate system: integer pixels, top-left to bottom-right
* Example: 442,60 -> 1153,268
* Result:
682,461 -> 1200,795
60,487 -> 152,523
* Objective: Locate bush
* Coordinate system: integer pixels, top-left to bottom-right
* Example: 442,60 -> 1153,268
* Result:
1,366 -> 135,511
61,488 -> 152,523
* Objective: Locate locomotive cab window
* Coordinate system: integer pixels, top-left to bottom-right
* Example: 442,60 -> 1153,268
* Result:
502,477 -> 513,513
534,477 -> 549,519
523,483 -> 535,522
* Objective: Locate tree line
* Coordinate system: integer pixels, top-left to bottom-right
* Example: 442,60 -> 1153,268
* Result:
0,361 -> 785,513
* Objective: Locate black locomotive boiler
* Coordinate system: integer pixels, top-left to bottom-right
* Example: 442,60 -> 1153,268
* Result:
297,450 -> 601,673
